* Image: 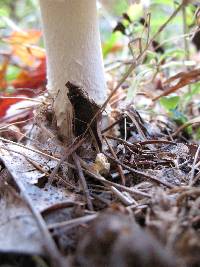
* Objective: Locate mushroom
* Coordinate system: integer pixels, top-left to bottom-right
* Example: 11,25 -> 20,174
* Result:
39,0 -> 107,140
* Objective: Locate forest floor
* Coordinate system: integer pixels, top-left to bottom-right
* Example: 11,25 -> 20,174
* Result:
0,70 -> 200,267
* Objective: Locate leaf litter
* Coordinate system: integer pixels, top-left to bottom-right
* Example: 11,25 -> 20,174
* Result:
0,80 -> 200,267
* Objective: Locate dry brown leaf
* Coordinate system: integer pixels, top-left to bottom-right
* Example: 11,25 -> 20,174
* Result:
153,68 -> 200,101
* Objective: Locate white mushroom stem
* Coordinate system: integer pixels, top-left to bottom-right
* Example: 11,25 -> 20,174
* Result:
39,0 -> 106,140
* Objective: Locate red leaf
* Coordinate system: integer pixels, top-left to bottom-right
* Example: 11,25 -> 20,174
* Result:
12,57 -> 47,91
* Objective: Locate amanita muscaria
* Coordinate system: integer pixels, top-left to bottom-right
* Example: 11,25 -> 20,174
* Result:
39,0 -> 107,140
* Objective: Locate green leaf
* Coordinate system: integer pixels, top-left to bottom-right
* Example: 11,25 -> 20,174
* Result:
160,96 -> 180,111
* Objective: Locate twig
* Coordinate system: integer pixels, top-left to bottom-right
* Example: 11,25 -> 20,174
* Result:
0,136 -> 59,161
0,142 -> 150,198
104,134 -> 140,152
90,182 -> 136,206
104,152 -> 174,188
83,169 -> 150,198
189,145 -> 200,185
72,153 -> 94,211
88,126 -> 100,153
104,136 -> 126,185
126,110 -> 147,141
48,214 -> 97,230
26,158 -> 76,189
48,136 -> 87,184
138,140 -> 177,146
126,110 -> 156,150
110,186 -> 137,206
172,117 -> 200,137
0,118 -> 33,131
82,160 -> 137,206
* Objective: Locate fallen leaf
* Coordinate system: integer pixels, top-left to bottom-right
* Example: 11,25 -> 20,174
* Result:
12,57 -> 46,90
153,68 -> 200,101
4,30 -> 44,67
